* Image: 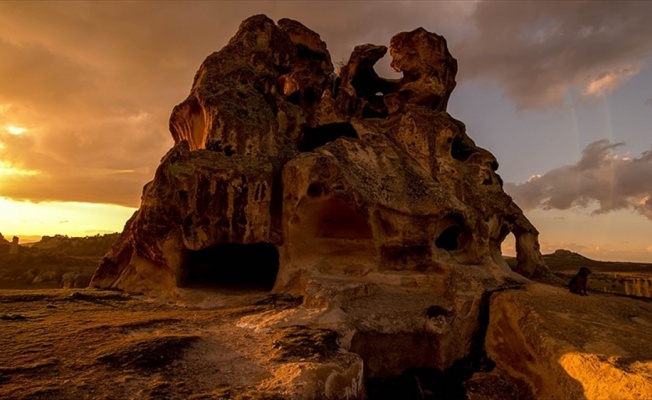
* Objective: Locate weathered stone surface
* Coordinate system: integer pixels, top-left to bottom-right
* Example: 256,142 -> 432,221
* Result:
92,15 -> 550,295
486,283 -> 652,400
87,14 -> 574,399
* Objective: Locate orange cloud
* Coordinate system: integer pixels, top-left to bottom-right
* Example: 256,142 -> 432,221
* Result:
584,65 -> 643,97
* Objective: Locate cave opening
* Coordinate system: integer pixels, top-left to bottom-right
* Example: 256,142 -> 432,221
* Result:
299,122 -> 359,152
435,225 -> 462,251
451,137 -> 476,162
181,243 -> 279,291
434,214 -> 470,252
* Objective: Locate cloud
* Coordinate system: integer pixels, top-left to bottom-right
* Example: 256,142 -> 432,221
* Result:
0,1 -> 650,208
505,139 -> 652,219
456,1 -> 652,109
646,98 -> 652,107
583,65 -> 642,98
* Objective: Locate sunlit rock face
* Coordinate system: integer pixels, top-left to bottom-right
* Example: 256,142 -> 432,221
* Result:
91,14 -> 549,295
88,14 -> 560,398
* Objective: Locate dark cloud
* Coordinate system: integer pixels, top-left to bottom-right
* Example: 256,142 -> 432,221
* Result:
646,98 -> 652,107
456,1 -> 652,109
505,140 -> 652,219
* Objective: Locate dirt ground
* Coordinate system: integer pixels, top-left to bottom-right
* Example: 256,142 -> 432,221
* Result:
0,289 -> 322,400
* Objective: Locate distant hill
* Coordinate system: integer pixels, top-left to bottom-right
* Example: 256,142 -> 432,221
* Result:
506,249 -> 652,298
505,249 -> 652,273
0,233 -> 119,289
542,249 -> 652,273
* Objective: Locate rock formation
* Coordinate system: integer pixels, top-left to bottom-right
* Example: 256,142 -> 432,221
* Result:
485,284 -> 652,400
91,14 -> 549,295
0,233 -> 9,254
8,236 -> 19,255
90,15 -> 566,398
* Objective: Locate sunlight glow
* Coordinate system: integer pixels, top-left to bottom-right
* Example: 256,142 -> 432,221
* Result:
0,161 -> 38,176
4,125 -> 27,135
584,65 -> 642,97
0,196 -> 135,238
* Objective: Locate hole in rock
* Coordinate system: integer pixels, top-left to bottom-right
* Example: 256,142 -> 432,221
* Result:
435,225 -> 461,251
349,55 -> 400,119
451,137 -> 476,162
434,214 -> 470,251
181,243 -> 279,291
299,122 -> 359,152
307,183 -> 324,198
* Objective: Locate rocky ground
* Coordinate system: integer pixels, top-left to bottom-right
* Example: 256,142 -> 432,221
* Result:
0,288 -> 359,400
1,282 -> 651,400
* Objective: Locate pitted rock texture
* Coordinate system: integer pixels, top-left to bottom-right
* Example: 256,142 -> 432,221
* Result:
485,284 -> 652,400
91,14 -> 550,296
77,16 -> 652,399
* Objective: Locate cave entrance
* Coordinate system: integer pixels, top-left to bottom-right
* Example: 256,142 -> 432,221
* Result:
434,214 -> 470,252
181,243 -> 279,291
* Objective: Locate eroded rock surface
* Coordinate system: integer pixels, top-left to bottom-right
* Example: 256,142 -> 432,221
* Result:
486,284 -> 652,400
87,14 -> 583,399
92,14 -> 548,294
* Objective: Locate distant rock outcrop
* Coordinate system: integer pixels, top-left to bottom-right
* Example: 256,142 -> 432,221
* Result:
0,234 -> 118,289
0,233 -> 9,254
539,249 -> 652,299
8,236 -> 19,255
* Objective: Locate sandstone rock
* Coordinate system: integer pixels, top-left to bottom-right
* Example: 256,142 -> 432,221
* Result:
486,283 -> 652,400
92,14 -> 549,296
90,14 -> 561,399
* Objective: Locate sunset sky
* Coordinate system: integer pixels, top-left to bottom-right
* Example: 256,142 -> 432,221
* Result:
0,1 -> 651,262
